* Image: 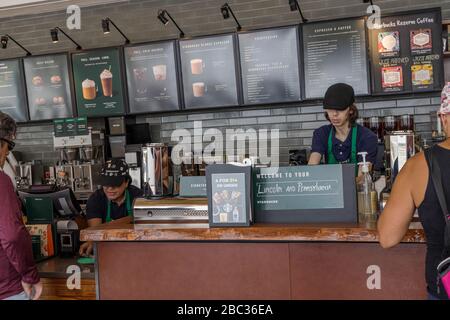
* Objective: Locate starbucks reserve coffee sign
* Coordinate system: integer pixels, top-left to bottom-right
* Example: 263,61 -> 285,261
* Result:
72,48 -> 126,117
254,165 -> 357,223
0,59 -> 28,122
368,9 -> 443,94
23,54 -> 73,121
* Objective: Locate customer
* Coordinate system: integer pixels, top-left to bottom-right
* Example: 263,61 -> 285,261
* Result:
378,84 -> 450,300
0,112 -> 42,300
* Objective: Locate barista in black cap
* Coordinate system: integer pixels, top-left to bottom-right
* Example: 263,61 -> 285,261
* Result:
308,83 -> 377,176
79,159 -> 143,256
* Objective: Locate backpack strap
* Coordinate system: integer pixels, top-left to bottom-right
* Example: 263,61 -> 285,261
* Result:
424,146 -> 450,249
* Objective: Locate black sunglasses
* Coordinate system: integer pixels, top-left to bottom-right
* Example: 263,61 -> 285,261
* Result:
0,138 -> 15,151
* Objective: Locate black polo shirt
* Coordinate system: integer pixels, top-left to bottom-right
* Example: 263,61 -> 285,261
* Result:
86,185 -> 143,222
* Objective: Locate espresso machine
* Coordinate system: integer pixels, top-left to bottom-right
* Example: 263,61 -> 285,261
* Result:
53,128 -> 104,200
133,143 -> 209,224
15,162 -> 45,190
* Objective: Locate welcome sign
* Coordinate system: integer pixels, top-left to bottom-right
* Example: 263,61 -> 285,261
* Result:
254,164 -> 357,223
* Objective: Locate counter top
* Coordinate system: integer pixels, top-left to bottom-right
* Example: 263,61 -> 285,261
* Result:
36,256 -> 95,280
80,216 -> 425,243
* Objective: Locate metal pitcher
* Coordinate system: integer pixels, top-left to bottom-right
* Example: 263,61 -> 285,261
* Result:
141,143 -> 171,197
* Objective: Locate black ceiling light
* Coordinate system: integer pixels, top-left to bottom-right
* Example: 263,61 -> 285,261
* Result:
50,27 -> 82,50
157,9 -> 185,38
102,17 -> 130,44
363,0 -> 376,14
289,0 -> 308,23
1,34 -> 31,56
221,3 -> 242,31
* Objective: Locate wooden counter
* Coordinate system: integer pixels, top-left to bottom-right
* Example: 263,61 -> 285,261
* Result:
36,257 -> 96,300
81,217 -> 427,300
81,217 -> 425,243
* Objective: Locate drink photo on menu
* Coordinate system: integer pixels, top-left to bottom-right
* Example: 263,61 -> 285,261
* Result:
179,34 -> 239,109
124,41 -> 180,113
72,48 -> 125,117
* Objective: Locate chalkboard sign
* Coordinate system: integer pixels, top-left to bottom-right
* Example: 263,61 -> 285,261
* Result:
72,48 -> 126,117
302,18 -> 370,99
0,59 -> 28,122
239,26 -> 302,104
368,8 -> 443,94
179,34 -> 239,109
24,54 -> 74,121
253,164 -> 357,223
124,41 -> 180,113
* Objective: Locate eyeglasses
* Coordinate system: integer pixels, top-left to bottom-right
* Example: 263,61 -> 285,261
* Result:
0,138 -> 15,151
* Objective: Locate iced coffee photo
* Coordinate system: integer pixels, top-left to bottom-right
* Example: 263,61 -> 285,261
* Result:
192,82 -> 206,97
100,68 -> 113,97
153,64 -> 167,81
82,79 -> 96,100
190,59 -> 204,75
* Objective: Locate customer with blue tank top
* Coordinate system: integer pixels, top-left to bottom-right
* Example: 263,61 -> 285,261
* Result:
308,83 -> 378,178
79,159 -> 142,257
378,83 -> 450,300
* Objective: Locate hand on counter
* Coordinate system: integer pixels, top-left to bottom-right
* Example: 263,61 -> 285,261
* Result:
79,241 -> 94,257
22,280 -> 43,300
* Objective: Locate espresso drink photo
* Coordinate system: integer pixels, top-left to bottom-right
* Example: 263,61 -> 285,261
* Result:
190,59 -> 203,75
153,64 -> 167,81
100,69 -> 113,97
193,82 -> 206,97
82,79 -> 96,100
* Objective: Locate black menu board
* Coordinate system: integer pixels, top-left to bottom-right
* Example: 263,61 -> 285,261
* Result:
72,48 -> 126,117
125,41 -> 180,113
368,9 -> 443,94
239,27 -> 302,104
179,34 -> 239,109
0,59 -> 28,122
303,18 -> 370,99
24,54 -> 73,121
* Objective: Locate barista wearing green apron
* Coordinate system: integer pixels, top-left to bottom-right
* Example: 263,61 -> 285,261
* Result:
308,83 -> 378,176
79,159 -> 142,257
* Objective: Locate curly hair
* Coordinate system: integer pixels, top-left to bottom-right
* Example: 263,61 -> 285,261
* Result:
0,111 -> 17,142
324,104 -> 359,127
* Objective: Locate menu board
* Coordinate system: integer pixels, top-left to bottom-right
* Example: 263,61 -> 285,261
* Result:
125,41 -> 180,113
253,165 -> 357,223
23,54 -> 73,121
303,18 -> 370,99
0,59 -> 28,122
239,27 -> 302,104
72,48 -> 126,117
369,9 -> 443,94
179,34 -> 239,109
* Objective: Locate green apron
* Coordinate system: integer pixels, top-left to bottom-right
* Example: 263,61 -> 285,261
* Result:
327,126 -> 358,166
106,189 -> 132,223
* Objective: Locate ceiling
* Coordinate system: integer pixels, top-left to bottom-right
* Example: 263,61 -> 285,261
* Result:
0,0 -> 129,18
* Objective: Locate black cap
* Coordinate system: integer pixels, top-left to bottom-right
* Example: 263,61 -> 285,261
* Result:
323,83 -> 355,110
98,159 -> 129,187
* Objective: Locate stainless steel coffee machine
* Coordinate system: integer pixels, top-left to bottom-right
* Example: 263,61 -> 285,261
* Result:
15,162 -> 45,190
384,131 -> 415,185
53,129 -> 104,200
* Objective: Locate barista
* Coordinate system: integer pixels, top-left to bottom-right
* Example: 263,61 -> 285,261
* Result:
308,83 -> 378,176
79,159 -> 143,256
